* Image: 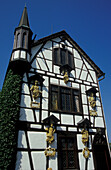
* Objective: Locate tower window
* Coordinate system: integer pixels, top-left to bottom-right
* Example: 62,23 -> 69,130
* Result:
22,33 -> 26,48
50,85 -> 81,113
53,48 -> 74,68
16,33 -> 20,48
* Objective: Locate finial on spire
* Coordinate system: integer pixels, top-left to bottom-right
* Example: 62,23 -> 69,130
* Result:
19,6 -> 29,27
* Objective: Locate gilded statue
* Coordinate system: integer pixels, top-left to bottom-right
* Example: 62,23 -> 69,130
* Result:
81,129 -> 89,145
30,80 -> 42,100
45,124 -> 55,143
83,147 -> 90,159
64,72 -> 69,84
88,93 -> 96,108
44,147 -> 56,157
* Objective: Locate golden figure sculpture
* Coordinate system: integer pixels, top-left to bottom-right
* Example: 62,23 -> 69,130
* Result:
30,80 -> 42,99
88,93 -> 96,108
44,148 -> 56,157
81,129 -> 89,145
45,124 -> 55,144
64,72 -> 69,84
47,168 -> 52,170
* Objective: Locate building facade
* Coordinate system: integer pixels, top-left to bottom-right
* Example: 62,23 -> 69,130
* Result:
4,7 -> 111,170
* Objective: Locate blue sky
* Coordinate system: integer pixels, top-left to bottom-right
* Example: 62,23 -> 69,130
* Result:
0,0 -> 111,141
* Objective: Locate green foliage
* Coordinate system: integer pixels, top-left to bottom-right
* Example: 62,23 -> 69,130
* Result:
0,69 -> 22,170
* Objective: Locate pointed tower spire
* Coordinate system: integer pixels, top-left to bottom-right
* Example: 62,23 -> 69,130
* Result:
19,6 -> 30,27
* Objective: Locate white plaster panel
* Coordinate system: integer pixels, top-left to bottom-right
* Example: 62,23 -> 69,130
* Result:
65,40 -> 73,47
91,83 -> 97,87
23,73 -> 28,82
96,98 -> 101,106
75,68 -> 81,79
68,127 -> 77,132
80,70 -> 88,80
31,44 -> 42,60
88,152 -> 94,170
74,49 -> 81,59
53,37 -> 61,42
28,73 -> 35,77
78,152 -> 85,170
47,72 -> 55,76
97,107 -> 102,116
31,152 -> 46,170
31,59 -> 40,69
57,126 -> 66,131
17,131 -> 27,148
53,42 -> 59,47
84,116 -> 89,120
20,95 -> 31,108
75,79 -> 82,83
83,105 -> 89,115
89,128 -> 96,133
42,98 -> 48,109
87,74 -> 93,82
54,65 -> 60,74
82,94 -> 87,104
28,132 -> 46,149
14,50 -> 19,59
37,70 -> 45,74
42,86 -> 48,98
95,117 -> 104,127
57,75 -> 63,78
42,49 -> 52,60
42,110 -> 48,120
37,58 -> 48,71
86,86 -> 92,91
89,70 -> 97,83
44,41 -> 52,50
15,152 -> 30,170
35,110 -> 40,122
19,108 -> 34,122
50,78 -> 59,84
61,114 -> 74,125
81,85 -> 86,94
21,51 -> 26,59
88,135 -> 92,149
77,134 -> 85,150
72,82 -> 79,88
60,80 -> 71,87
83,58 -> 94,70
38,52 -> 43,58
83,64 -> 87,71
43,76 -> 49,86
70,70 -> 75,78
46,60 -> 52,72
49,152 -> 58,170
22,83 -> 30,94
31,124 -> 42,129
75,115 -> 82,125
67,46 -> 73,53
75,58 -> 83,69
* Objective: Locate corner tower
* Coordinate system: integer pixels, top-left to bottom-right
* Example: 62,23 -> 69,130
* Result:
10,6 -> 33,73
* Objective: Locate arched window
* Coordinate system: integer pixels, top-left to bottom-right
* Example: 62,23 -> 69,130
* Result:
22,32 -> 26,48
16,33 -> 20,48
53,48 -> 74,68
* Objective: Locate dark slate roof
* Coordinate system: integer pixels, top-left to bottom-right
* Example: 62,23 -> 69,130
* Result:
32,30 -> 104,78
19,6 -> 30,27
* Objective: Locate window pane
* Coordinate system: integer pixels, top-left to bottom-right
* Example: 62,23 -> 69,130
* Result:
61,49 -> 66,65
51,92 -> 58,110
62,151 -> 66,167
54,48 -> 59,64
73,95 -> 80,112
62,94 -> 71,111
68,138 -> 74,149
68,151 -> 75,167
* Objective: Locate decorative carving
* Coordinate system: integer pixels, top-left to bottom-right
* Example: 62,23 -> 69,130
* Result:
88,92 -> 97,116
45,124 -> 55,143
64,72 -> 69,84
30,101 -> 40,108
30,80 -> 42,100
44,147 -> 56,157
83,147 -> 90,159
81,129 -> 89,145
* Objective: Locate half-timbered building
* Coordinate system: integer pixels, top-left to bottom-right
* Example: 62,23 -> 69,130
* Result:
3,7 -> 111,170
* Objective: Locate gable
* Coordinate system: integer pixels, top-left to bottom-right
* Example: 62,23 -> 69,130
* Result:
31,35 -> 98,84
31,30 -> 104,78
